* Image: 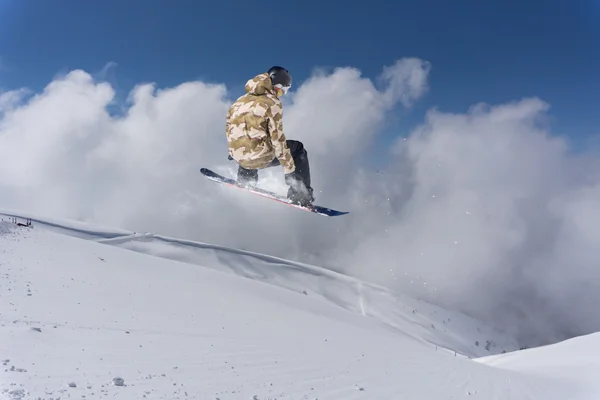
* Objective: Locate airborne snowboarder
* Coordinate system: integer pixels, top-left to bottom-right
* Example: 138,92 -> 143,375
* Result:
225,66 -> 315,207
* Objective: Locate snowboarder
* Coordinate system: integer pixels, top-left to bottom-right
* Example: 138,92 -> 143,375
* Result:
225,66 -> 315,206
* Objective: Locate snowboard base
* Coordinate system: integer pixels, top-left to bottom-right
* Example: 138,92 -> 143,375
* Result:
200,168 -> 349,217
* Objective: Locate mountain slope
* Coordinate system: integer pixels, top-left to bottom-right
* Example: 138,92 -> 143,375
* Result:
0,209 -> 519,358
1,212 -> 599,399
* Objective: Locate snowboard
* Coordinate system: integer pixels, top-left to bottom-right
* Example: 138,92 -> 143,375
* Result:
200,168 -> 349,217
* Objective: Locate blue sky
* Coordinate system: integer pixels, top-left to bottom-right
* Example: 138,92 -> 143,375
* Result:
0,0 -> 598,151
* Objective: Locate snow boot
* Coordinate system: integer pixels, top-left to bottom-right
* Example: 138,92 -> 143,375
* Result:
236,166 -> 258,188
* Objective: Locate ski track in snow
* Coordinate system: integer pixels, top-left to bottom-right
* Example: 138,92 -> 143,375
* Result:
0,210 -> 599,399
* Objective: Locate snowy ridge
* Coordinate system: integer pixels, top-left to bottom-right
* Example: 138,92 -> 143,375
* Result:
1,211 -> 600,399
1,209 -> 517,358
98,232 -> 518,358
477,332 -> 600,392
0,208 -> 132,240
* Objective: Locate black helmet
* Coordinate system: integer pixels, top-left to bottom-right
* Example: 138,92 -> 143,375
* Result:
268,66 -> 292,87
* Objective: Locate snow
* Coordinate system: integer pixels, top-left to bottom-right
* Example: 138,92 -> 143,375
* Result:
1,211 -> 599,399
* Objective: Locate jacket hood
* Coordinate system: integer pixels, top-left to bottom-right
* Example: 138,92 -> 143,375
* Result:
244,73 -> 275,96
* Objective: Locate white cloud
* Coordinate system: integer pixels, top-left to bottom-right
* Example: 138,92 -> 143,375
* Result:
0,88 -> 29,114
331,98 -> 600,346
0,59 -> 599,348
379,57 -> 431,107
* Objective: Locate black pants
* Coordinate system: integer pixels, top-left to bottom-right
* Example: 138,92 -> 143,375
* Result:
237,140 -> 311,189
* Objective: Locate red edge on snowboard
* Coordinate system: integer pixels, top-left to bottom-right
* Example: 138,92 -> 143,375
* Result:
200,168 -> 349,217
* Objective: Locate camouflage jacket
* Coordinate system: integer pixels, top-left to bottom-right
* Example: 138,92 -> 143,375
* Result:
225,73 -> 295,174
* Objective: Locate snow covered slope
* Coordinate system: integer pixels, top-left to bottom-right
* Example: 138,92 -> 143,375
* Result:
1,211 -> 599,399
478,333 -> 600,396
0,209 -> 520,358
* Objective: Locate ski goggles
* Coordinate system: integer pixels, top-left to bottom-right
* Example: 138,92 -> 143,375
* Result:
274,83 -> 291,96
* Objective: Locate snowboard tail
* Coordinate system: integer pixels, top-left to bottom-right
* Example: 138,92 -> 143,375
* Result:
200,168 -> 348,217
